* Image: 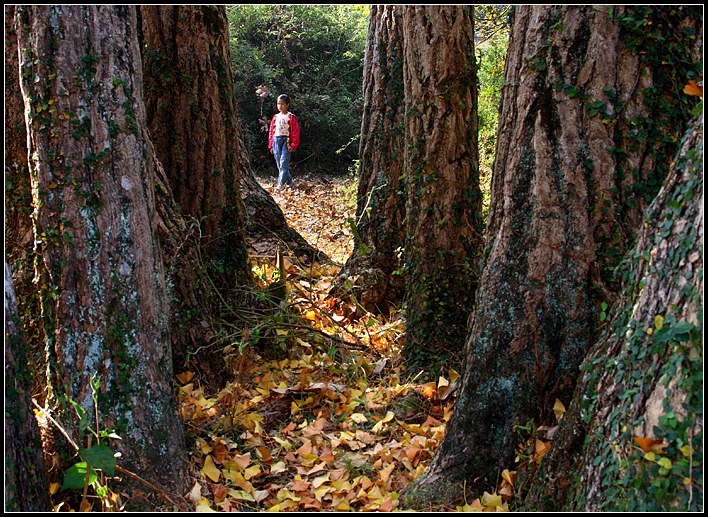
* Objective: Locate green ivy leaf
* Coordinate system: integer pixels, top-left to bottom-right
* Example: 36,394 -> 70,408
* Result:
61,462 -> 97,491
79,444 -> 117,476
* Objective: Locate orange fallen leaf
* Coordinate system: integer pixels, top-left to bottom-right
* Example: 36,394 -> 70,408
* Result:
684,79 -> 703,97
176,371 -> 195,384
212,441 -> 229,463
534,439 -> 551,463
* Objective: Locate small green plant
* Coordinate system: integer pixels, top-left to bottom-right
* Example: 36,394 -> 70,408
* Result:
60,374 -> 122,511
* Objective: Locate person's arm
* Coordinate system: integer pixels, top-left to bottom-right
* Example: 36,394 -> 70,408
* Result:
289,114 -> 300,151
268,116 -> 276,152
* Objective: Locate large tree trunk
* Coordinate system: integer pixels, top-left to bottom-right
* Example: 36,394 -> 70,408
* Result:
524,114 -> 703,511
405,5 -> 702,505
139,6 -> 250,280
5,261 -> 50,511
138,6 -> 253,380
14,5 -> 188,503
335,5 -> 406,313
401,5 -> 482,375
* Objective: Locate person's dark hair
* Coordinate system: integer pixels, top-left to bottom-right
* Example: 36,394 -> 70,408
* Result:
277,94 -> 290,105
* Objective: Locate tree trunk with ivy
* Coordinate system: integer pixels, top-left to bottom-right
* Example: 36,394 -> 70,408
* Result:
14,5 -> 189,505
335,5 -> 406,314
5,4 -> 46,397
139,6 -> 250,278
404,5 -> 703,506
401,5 -> 482,376
5,261 -> 50,511
5,5 -> 33,262
524,113 -> 703,512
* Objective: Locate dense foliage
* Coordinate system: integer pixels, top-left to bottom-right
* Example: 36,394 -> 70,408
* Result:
476,25 -> 509,220
226,5 -> 369,177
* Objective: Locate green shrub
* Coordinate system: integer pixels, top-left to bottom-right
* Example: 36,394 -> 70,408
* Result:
227,5 -> 369,176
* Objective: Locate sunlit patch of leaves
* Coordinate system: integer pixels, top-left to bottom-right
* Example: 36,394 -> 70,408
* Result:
265,174 -> 357,265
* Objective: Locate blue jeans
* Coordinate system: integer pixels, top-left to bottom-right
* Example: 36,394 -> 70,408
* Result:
273,136 -> 293,187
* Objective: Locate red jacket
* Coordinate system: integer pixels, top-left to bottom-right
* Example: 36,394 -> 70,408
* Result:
268,113 -> 301,152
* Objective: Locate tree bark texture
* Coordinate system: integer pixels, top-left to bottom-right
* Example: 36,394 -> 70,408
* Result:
401,5 -> 482,375
14,5 -> 188,500
5,5 -> 47,397
524,114 -> 703,511
337,5 -> 406,313
5,261 -> 51,511
139,6 -> 250,282
5,5 -> 33,261
406,5 -> 703,505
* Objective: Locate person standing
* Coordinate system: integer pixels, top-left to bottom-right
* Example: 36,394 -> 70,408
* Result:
268,94 -> 301,189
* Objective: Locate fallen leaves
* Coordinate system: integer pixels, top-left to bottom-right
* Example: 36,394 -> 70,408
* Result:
177,175 -> 516,512
683,79 -> 703,97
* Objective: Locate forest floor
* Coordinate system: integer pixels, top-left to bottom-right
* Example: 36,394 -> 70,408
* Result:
175,174 -> 517,512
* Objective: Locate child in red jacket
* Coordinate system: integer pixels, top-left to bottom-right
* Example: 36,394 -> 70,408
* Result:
268,94 -> 301,189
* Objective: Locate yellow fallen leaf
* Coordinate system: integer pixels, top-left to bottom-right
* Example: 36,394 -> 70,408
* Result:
437,376 -> 449,389
227,489 -> 255,502
350,413 -> 369,424
481,491 -> 502,508
244,464 -> 261,480
49,482 -> 61,495
276,488 -> 301,502
195,498 -> 216,512
501,469 -> 515,487
553,398 -> 566,422
270,461 -> 287,475
305,310 -> 317,321
312,472 -> 331,488
201,455 -> 221,482
314,484 -> 333,501
457,501 -> 483,511
379,462 -> 396,483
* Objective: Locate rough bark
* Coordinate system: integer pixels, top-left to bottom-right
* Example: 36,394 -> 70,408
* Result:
335,5 -> 406,313
137,5 -> 253,382
401,5 -> 482,376
14,5 -> 188,503
5,4 -> 46,398
524,114 -> 703,511
405,5 -> 702,505
5,5 -> 33,260
5,261 -> 50,511
139,6 -> 250,277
